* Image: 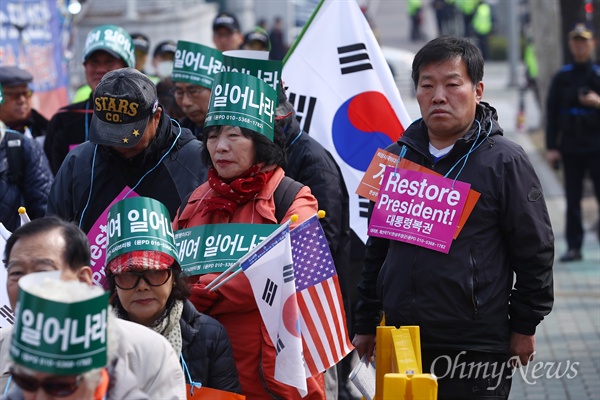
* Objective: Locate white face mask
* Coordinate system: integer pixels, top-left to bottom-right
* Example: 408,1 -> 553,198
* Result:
156,61 -> 173,79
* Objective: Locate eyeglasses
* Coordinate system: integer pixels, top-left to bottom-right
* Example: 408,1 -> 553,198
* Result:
9,368 -> 84,397
3,90 -> 33,100
113,269 -> 172,290
171,86 -> 207,100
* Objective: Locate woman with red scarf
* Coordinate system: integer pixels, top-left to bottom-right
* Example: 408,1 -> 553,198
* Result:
173,121 -> 325,399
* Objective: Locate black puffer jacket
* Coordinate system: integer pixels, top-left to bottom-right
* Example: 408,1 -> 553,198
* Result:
0,130 -> 53,231
354,103 -> 554,353
6,109 -> 48,140
180,300 -> 241,393
546,61 -> 600,154
46,111 -> 208,233
179,116 -> 204,141
44,97 -> 92,175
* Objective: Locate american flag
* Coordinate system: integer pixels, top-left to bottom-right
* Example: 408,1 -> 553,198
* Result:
291,215 -> 354,375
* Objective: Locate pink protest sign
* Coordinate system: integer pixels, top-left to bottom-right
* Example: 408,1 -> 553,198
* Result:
88,187 -> 138,288
368,167 -> 470,253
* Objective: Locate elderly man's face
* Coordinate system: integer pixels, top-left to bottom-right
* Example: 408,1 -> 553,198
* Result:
10,365 -> 94,400
5,228 -> 80,310
0,83 -> 32,126
173,82 -> 211,127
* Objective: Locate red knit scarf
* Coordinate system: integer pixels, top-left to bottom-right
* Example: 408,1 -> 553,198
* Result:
200,164 -> 275,219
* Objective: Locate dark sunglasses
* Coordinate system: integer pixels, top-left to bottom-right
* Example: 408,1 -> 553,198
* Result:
9,368 -> 83,397
113,269 -> 172,290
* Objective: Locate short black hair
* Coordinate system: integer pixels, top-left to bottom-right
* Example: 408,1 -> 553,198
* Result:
201,124 -> 287,170
411,36 -> 484,89
4,216 -> 91,272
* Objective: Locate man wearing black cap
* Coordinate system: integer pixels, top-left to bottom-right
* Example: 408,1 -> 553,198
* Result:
46,68 -> 208,234
130,32 -> 152,74
152,40 -> 177,82
242,27 -> 271,52
44,24 -> 136,175
0,66 -> 48,143
212,12 -> 244,52
546,23 -> 600,262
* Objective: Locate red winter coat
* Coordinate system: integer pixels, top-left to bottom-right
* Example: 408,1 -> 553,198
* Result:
173,166 -> 325,400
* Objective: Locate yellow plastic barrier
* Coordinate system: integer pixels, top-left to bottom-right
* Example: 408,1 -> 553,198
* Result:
375,326 -> 438,400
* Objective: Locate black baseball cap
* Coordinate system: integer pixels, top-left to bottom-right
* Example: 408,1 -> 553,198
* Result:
213,12 -> 240,32
568,23 -> 594,40
153,40 -> 177,58
243,27 -> 271,51
90,68 -> 159,148
130,33 -> 150,53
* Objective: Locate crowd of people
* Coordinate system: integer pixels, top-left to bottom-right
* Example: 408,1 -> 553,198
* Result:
2,5 -> 598,400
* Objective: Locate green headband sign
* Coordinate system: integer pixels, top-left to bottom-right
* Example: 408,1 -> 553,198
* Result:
222,50 -> 283,93
205,71 -> 277,140
106,197 -> 178,264
172,41 -> 223,89
11,272 -> 109,375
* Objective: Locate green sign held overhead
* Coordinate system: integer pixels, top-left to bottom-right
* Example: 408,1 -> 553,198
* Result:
172,41 -> 223,89
175,223 -> 278,275
205,71 -> 278,140
222,50 -> 283,92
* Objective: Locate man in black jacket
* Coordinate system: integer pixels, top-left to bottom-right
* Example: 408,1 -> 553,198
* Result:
46,69 -> 208,267
546,23 -> 600,262
353,36 -> 554,400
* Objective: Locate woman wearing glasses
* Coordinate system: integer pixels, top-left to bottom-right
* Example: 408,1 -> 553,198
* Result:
105,249 -> 242,394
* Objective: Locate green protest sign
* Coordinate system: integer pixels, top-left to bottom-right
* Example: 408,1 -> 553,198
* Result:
172,41 -> 223,89
0,83 -> 4,105
106,197 -> 178,264
175,223 -> 278,275
222,50 -> 283,92
11,272 -> 108,375
205,72 -> 277,140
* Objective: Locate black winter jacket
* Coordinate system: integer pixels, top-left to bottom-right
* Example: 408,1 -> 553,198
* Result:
44,97 -> 92,174
46,111 -> 208,233
0,130 -> 53,231
180,300 -> 241,393
354,103 -> 554,353
546,60 -> 600,154
179,116 -> 204,141
6,109 -> 48,139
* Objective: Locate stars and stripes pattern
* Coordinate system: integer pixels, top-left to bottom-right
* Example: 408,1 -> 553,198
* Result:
291,215 -> 354,376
